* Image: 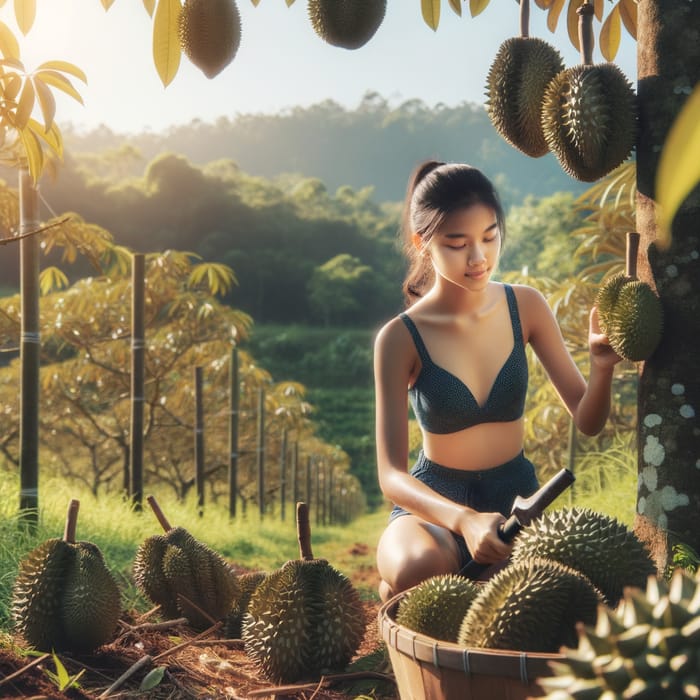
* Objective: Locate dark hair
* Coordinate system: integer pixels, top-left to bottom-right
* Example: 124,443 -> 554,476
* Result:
401,161 -> 506,305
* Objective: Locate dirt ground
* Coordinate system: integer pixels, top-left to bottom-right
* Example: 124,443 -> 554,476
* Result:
0,545 -> 397,700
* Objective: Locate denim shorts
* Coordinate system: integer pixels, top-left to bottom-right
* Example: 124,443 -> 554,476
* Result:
389,450 -> 539,567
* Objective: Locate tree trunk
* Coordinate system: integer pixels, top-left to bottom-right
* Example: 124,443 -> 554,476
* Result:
634,0 -> 700,570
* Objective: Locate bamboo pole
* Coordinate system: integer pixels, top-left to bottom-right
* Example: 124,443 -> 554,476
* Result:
194,366 -> 204,517
279,429 -> 287,521
130,253 -> 145,509
256,387 -> 265,519
228,347 -> 239,519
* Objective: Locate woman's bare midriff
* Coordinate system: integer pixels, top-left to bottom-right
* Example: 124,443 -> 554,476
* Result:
420,418 -> 525,471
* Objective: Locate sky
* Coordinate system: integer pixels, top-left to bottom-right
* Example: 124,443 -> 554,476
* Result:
7,1 -> 638,135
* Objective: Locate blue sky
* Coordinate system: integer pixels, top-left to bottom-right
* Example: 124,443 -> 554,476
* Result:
9,1 -> 637,134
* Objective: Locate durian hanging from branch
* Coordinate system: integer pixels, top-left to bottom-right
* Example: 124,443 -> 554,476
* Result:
308,0 -> 387,49
11,499 -> 122,653
540,0 -> 636,182
485,0 -> 565,158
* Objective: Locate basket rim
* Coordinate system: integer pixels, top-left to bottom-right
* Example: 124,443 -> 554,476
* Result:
378,589 -> 564,683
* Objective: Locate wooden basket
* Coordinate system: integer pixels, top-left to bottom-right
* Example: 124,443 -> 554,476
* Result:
378,591 -> 563,700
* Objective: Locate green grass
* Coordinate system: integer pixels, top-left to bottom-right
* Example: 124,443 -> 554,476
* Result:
0,471 -> 387,631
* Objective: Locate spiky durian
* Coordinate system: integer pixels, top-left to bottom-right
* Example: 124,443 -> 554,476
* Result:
541,63 -> 636,181
179,0 -> 242,78
308,0 -> 386,50
12,501 -> 122,653
596,272 -> 663,362
242,558 -> 366,683
224,570 -> 267,639
458,558 -> 603,653
541,569 -> 700,699
485,37 -> 565,158
133,525 -> 239,630
396,574 -> 480,643
511,508 -> 657,608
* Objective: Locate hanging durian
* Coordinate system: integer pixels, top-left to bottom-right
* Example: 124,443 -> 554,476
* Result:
396,573 -> 480,643
596,231 -> 664,361
242,502 -> 366,683
485,0 -> 565,158
457,558 -> 603,653
308,0 -> 386,50
541,1 -> 636,181
132,496 -> 240,631
511,507 -> 657,608
12,499 -> 122,653
541,569 -> 698,699
179,0 -> 242,78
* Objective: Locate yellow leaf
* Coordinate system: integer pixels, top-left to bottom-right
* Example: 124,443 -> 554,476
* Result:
448,0 -> 461,16
32,76 -> 56,130
14,78 -> 34,130
33,70 -> 84,104
599,5 -> 620,61
534,0 -> 554,9
593,0 -> 603,21
618,0 -> 637,39
469,0 -> 489,17
421,0 -> 440,30
13,0 -> 35,35
28,117 -> 63,158
35,60 -> 87,84
656,84 -> 700,248
101,0 -> 117,8
546,0 -> 566,33
142,0 -> 156,16
18,123 -> 43,181
285,0 -> 296,6
0,20 -> 20,59
39,266 -> 69,295
3,73 -> 21,100
250,0 -> 260,5
567,0 -> 584,53
152,0 -> 182,87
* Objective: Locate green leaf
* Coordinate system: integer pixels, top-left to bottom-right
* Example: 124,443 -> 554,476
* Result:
140,666 -> 166,691
656,84 -> 700,248
153,0 -> 182,87
32,76 -> 56,130
51,652 -> 70,691
421,0 -> 440,30
599,5 -> 620,61
0,20 -> 20,59
35,60 -> 87,84
469,0 -> 489,17
13,0 -> 36,35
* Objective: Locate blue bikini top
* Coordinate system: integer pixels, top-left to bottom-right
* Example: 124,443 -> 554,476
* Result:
400,284 -> 528,435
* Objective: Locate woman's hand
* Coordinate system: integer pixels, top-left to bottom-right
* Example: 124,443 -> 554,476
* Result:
588,306 -> 623,369
456,510 -> 512,564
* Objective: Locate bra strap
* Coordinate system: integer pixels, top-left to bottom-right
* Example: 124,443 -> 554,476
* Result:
399,313 -> 431,363
504,284 -> 524,344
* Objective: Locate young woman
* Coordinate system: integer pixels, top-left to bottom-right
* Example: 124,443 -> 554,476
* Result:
374,161 -> 622,602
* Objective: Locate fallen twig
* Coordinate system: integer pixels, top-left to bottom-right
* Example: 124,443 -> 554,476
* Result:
96,654 -> 153,699
0,217 -> 70,246
0,652 -> 51,689
152,621 -> 223,663
245,670 -> 397,697
122,617 -> 189,633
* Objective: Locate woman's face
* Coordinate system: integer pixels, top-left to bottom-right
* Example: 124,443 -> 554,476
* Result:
426,203 -> 502,292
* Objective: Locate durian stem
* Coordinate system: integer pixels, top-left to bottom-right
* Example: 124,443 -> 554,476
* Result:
577,1 -> 595,66
146,495 -> 172,532
626,231 -> 640,278
296,501 -> 314,560
519,0 -> 530,38
63,498 -> 79,543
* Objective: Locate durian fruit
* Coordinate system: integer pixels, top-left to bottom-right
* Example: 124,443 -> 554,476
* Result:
224,570 -> 267,639
12,499 -> 121,653
511,506 -> 657,608
132,496 -> 239,630
485,0 -> 565,158
540,2 -> 636,182
541,569 -> 700,699
308,0 -> 386,50
396,573 -> 480,643
596,231 -> 664,362
242,502 -> 366,683
457,558 -> 603,653
179,0 -> 242,78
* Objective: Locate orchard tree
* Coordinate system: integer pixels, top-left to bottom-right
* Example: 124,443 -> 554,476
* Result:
1,0 -> 699,564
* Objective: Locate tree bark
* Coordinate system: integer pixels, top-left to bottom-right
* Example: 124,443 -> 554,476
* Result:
634,0 -> 700,570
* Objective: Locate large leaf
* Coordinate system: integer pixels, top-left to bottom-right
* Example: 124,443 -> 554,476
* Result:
32,76 -> 56,130
618,0 -> 637,39
599,4 -> 620,61
13,0 -> 35,35
469,0 -> 489,17
152,0 -> 182,87
448,0 -> 461,16
35,60 -> 87,84
0,20 -> 20,59
421,0 -> 440,30
656,84 -> 700,248
18,122 -> 43,181
546,0 -> 566,33
33,70 -> 85,104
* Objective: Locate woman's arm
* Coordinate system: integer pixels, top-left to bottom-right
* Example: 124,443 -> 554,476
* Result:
373,318 -> 511,564
520,286 -> 622,436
